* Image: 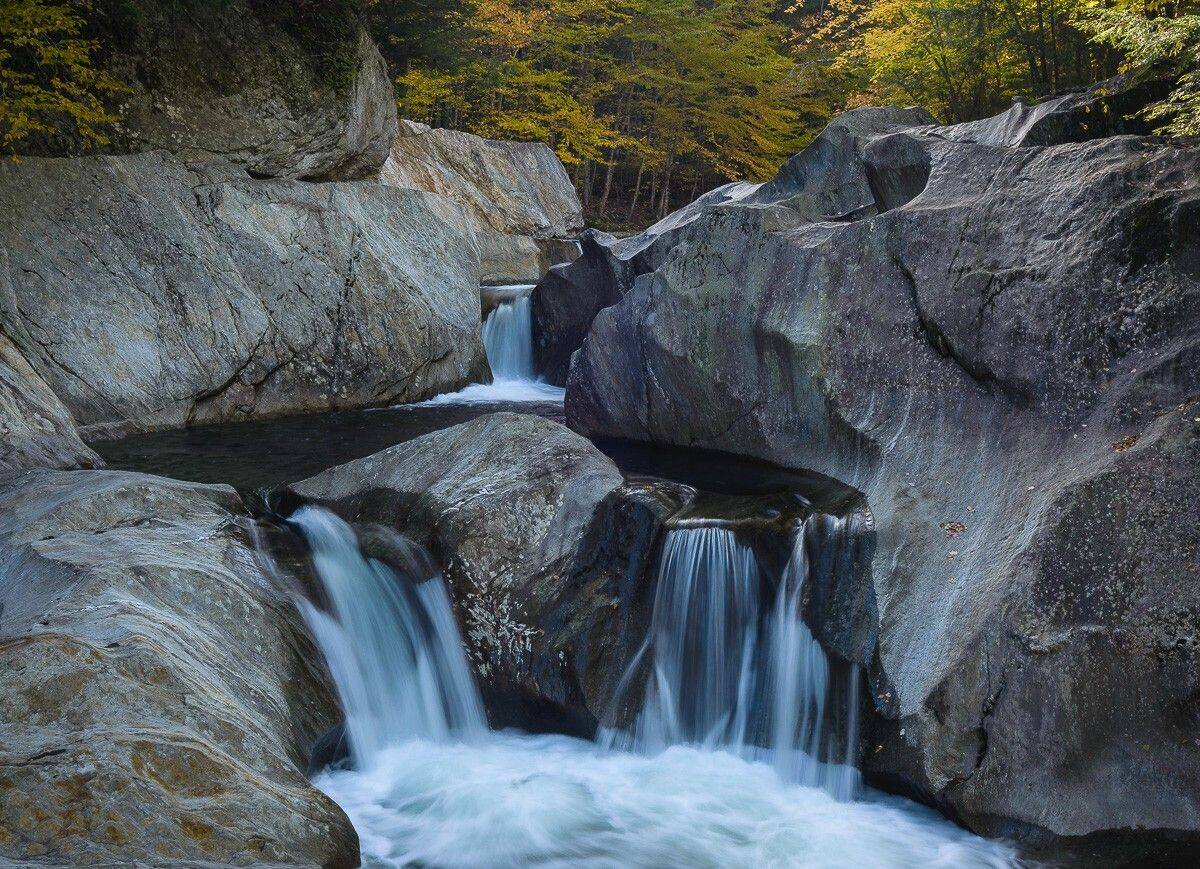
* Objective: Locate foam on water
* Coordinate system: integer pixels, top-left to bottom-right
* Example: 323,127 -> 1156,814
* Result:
293,506 -> 1018,868
316,733 -> 1016,868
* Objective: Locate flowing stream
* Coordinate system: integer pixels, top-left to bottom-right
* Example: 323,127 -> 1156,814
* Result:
291,506 -> 1016,868
422,284 -> 565,404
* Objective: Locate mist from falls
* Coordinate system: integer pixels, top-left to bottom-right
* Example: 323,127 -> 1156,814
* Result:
291,505 -> 1015,867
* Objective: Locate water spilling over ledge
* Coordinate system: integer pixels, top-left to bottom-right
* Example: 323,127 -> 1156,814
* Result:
420,284 -> 566,404
284,502 -> 1015,867
602,523 -> 861,801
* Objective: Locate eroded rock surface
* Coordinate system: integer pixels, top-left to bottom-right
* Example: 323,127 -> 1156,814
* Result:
381,121 -> 583,283
0,153 -> 487,437
287,412 -> 690,732
0,469 -> 355,866
563,101 -> 1200,858
27,1 -> 397,181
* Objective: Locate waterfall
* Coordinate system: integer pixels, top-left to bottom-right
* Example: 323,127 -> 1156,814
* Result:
284,506 -> 1013,867
609,521 -> 861,799
482,293 -> 535,381
289,506 -> 485,768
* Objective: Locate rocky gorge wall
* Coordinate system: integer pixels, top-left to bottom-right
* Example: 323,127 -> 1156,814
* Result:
0,153 -> 487,438
546,88 -> 1200,860
26,0 -> 398,182
381,120 -> 584,283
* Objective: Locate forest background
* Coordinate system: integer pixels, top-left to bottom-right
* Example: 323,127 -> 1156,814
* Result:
3,0 -> 1198,228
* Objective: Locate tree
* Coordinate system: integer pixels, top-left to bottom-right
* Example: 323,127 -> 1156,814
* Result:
1084,1 -> 1200,136
395,0 -> 801,226
0,0 -> 121,154
791,0 -> 1117,123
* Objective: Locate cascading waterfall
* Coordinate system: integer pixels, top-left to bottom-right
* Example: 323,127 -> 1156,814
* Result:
482,292 -> 535,381
289,506 -> 484,767
418,284 -> 565,403
287,504 -> 1015,867
608,520 -> 861,800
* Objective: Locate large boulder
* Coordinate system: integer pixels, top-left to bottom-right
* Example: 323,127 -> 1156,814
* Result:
531,107 -> 933,384
563,103 -> 1200,858
381,121 -> 583,283
0,469 -> 356,865
286,412 -> 689,733
0,152 -> 487,437
28,1 -> 397,181
0,333 -> 100,472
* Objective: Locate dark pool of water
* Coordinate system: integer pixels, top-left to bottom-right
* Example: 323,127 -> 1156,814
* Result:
93,401 -> 565,493
94,403 -> 863,517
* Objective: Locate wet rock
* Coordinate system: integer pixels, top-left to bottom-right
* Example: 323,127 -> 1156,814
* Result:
381,120 -> 583,283
0,469 -> 355,866
563,100 -> 1200,858
0,153 -> 487,437
287,412 -> 691,733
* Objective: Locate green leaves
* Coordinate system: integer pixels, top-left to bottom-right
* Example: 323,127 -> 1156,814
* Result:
1083,4 -> 1200,136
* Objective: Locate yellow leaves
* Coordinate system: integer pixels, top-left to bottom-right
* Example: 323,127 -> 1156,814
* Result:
397,0 -> 800,182
475,0 -> 549,52
0,0 -> 123,153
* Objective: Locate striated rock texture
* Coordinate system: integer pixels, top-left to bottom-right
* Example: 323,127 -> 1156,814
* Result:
286,412 -> 689,733
563,97 -> 1200,858
0,469 -> 356,866
0,333 -> 100,473
381,120 -> 583,283
0,152 -> 487,438
28,0 -> 397,181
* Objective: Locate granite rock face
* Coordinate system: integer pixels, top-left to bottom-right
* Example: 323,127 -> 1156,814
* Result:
28,1 -> 397,181
0,334 -> 100,473
287,412 -> 689,733
531,107 -> 933,384
0,152 -> 487,437
381,121 -> 583,283
563,101 -> 1200,858
0,469 -> 356,866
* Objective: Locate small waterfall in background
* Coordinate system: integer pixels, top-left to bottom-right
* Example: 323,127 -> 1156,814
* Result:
289,506 -> 485,767
418,283 -> 565,403
482,292 -> 535,381
607,520 -> 862,800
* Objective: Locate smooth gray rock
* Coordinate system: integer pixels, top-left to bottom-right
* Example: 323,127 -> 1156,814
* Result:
381,121 -> 583,282
0,469 -> 356,866
564,103 -> 1200,858
0,152 -> 487,437
530,107 -> 932,384
938,74 -> 1163,147
0,333 -> 100,472
29,2 -> 397,181
287,412 -> 690,733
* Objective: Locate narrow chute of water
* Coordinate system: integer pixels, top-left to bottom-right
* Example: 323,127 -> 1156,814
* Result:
289,506 -> 485,768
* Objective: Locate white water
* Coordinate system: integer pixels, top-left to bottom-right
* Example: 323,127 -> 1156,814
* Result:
605,525 -> 860,799
418,284 -> 565,405
294,506 -> 1017,868
291,507 -> 485,764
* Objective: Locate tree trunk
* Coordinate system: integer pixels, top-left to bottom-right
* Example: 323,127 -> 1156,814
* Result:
599,150 -> 618,218
627,161 -> 646,223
